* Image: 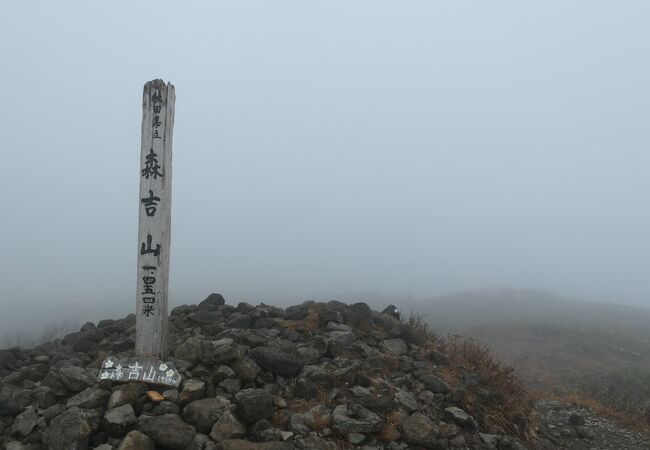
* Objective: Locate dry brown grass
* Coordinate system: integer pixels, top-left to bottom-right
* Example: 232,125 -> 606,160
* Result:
286,398 -> 318,414
303,309 -> 321,333
277,307 -> 321,334
441,335 -> 536,441
403,313 -> 537,443
311,411 -> 331,432
379,409 -> 402,442
405,311 -> 440,349
315,385 -> 331,405
271,410 -> 290,429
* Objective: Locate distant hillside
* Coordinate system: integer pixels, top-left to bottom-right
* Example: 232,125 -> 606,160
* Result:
407,287 -> 650,335
402,287 -> 650,432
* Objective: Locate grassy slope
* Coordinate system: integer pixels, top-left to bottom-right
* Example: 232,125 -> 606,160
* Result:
401,287 -> 650,426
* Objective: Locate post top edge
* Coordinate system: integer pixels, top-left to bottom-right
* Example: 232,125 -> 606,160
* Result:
144,79 -> 175,90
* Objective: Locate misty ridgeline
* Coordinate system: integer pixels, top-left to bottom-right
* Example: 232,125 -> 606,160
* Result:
3,288 -> 650,449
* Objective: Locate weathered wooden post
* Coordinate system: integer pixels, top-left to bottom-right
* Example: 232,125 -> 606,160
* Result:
135,79 -> 175,359
98,80 -> 180,388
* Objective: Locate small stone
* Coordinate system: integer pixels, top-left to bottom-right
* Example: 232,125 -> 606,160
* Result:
150,400 -> 180,415
348,432 -> 366,444
0,384 -> 32,416
179,379 -> 206,406
107,383 -> 143,409
271,395 -> 287,408
444,406 -> 477,429
280,431 -> 294,441
231,357 -> 262,384
219,378 -> 242,394
325,322 -> 352,332
103,404 -> 136,437
499,435 -> 527,450
137,413 -> 196,449
199,293 -> 226,309
212,365 -> 237,384
33,385 -> 56,409
200,339 -> 241,365
479,433 -> 500,446
93,445 -> 113,450
401,412 -> 443,448
43,407 -> 92,450
250,347 -> 305,377
162,389 -> 179,403
183,396 -> 231,433
414,370 -> 450,394
395,390 -> 418,413
56,365 -> 96,392
174,336 -> 203,364
228,313 -> 253,329
117,430 -> 155,450
331,404 -> 381,433
147,390 -> 165,403
67,386 -> 111,409
379,338 -> 408,356
9,405 -> 38,438
568,413 -> 585,426
576,426 -> 595,439
382,305 -> 400,318
236,388 -> 274,424
325,331 -> 356,346
210,411 -> 247,441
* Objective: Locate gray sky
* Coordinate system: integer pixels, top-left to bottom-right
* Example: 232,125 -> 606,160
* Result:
1,1 -> 649,333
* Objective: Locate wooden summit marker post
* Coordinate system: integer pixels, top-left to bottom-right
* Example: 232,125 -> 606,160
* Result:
98,80 -> 180,388
136,79 -> 175,359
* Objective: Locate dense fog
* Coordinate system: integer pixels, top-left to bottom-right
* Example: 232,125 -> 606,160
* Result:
1,1 -> 649,337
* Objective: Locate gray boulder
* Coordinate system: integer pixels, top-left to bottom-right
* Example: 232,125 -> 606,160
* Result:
117,430 -> 155,450
179,379 -> 206,407
137,413 -> 196,449
331,403 -> 381,433
444,406 -> 478,429
183,397 -> 230,433
395,389 -> 418,413
401,412 -> 446,449
230,357 -> 261,385
235,389 -> 274,424
199,293 -> 225,310
200,339 -> 241,365
33,385 -> 56,409
9,405 -> 38,439
67,386 -> 111,409
0,384 -> 31,416
107,383 -> 143,409
212,365 -> 237,384
250,347 -> 304,377
103,404 -> 136,437
227,313 -> 252,329
414,370 -> 450,394
378,338 -> 408,356
43,407 -> 92,450
210,411 -> 247,441
174,336 -> 203,365
57,365 -> 96,392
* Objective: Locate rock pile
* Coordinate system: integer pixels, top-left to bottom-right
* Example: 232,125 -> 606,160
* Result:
0,295 -> 532,449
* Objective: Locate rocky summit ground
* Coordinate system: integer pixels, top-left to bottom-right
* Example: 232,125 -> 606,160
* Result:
534,400 -> 649,450
0,294 -> 647,450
